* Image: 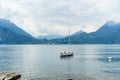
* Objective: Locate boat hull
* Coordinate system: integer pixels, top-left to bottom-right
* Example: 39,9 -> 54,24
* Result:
60,51 -> 73,57
60,53 -> 73,57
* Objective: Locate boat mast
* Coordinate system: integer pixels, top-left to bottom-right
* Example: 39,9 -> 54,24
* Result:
68,28 -> 70,51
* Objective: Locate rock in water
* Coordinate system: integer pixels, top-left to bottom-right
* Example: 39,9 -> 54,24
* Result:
0,73 -> 21,80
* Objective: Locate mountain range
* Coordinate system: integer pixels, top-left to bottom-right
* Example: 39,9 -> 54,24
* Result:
0,18 -> 120,44
0,18 -> 39,44
49,21 -> 120,44
37,34 -> 64,40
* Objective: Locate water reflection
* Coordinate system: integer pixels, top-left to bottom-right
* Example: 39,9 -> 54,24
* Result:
60,56 -> 73,60
60,57 -> 73,79
97,56 -> 120,63
0,45 -> 120,80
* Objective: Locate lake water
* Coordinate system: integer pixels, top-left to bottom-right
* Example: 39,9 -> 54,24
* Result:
0,45 -> 120,80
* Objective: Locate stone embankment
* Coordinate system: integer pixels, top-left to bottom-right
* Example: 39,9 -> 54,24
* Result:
0,73 -> 21,80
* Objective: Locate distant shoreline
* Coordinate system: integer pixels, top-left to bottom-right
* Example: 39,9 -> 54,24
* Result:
0,44 -> 120,45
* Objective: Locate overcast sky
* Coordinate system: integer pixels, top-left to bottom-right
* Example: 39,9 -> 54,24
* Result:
0,0 -> 120,37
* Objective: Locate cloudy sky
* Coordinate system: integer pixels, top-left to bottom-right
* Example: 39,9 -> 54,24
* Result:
0,0 -> 120,37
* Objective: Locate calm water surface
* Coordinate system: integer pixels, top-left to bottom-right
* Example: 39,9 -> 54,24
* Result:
0,45 -> 120,80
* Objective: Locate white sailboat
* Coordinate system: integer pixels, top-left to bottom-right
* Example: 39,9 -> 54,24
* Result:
60,28 -> 74,57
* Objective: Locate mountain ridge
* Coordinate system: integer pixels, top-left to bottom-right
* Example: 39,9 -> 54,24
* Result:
49,21 -> 120,44
0,18 -> 120,44
0,18 -> 40,44
37,34 -> 64,40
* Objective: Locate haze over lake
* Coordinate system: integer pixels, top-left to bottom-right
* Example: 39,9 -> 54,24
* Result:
0,45 -> 120,80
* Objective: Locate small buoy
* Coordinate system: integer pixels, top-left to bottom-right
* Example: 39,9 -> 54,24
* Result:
108,56 -> 113,61
108,56 -> 112,59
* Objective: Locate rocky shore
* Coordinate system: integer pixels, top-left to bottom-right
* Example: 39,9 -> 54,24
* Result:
0,73 -> 21,80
